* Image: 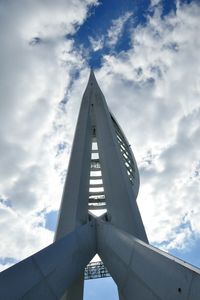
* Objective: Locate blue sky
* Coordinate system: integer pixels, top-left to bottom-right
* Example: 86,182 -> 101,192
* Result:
0,0 -> 200,299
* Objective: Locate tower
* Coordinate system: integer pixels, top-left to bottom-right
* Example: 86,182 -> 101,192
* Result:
54,70 -> 148,299
0,70 -> 200,300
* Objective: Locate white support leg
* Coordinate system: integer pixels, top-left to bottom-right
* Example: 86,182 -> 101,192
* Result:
97,219 -> 200,300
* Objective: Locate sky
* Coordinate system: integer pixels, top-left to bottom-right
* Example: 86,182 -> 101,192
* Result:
0,0 -> 200,298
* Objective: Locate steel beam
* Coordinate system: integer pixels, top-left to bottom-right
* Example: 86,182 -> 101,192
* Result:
97,219 -> 200,300
54,72 -> 94,300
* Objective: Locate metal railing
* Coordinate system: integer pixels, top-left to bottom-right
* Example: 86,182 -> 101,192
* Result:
84,261 -> 110,280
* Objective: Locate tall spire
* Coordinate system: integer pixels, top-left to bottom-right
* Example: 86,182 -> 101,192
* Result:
1,70 -> 200,300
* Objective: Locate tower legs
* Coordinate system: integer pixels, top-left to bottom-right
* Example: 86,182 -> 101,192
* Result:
1,218 -> 200,299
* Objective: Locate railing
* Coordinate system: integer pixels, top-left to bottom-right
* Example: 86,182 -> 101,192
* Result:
84,261 -> 110,280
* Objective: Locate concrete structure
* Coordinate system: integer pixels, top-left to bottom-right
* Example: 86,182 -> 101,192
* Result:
1,70 -> 200,299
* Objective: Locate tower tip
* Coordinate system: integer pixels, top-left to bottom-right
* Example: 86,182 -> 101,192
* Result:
88,68 -> 98,86
89,68 -> 95,78
84,68 -> 101,97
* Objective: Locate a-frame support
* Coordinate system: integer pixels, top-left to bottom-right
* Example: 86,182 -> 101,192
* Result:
97,219 -> 200,299
1,218 -> 200,299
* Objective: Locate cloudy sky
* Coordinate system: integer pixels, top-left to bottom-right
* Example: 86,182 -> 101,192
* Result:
0,0 -> 200,298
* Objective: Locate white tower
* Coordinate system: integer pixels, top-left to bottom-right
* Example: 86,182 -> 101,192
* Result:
0,71 -> 200,300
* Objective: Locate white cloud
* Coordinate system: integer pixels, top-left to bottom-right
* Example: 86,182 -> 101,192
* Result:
107,11 -> 132,47
164,227 -> 193,251
0,202 -> 53,261
89,11 -> 132,51
89,36 -> 104,51
150,0 -> 161,7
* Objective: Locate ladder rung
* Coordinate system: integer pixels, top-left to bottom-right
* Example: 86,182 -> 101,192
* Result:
88,205 -> 107,210
90,166 -> 101,171
89,198 -> 105,204
91,150 -> 99,153
89,184 -> 104,188
90,176 -> 102,180
91,159 -> 100,163
89,191 -> 105,196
